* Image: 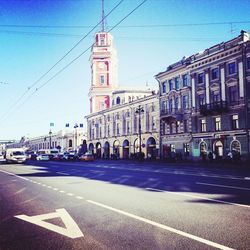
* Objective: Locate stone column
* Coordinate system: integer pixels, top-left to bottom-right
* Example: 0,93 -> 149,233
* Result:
205,70 -> 210,104
220,64 -> 226,101
191,74 -> 196,108
238,61 -> 244,98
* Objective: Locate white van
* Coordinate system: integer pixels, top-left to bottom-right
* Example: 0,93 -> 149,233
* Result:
6,148 -> 27,163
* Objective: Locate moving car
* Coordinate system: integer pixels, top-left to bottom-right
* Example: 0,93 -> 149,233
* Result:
0,153 -> 6,163
79,152 -> 94,161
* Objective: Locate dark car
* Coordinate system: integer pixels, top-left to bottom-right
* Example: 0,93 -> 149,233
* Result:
30,154 -> 37,160
53,154 -> 64,161
63,152 -> 78,161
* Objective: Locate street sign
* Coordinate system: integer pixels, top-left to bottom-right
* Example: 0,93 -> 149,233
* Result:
15,208 -> 84,239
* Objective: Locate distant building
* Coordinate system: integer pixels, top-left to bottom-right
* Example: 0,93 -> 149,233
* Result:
5,129 -> 87,153
156,30 -> 250,161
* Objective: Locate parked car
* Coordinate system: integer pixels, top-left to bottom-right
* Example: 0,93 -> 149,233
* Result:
36,154 -> 49,161
30,154 -> 37,160
0,153 -> 6,163
5,148 -> 26,163
79,152 -> 94,161
63,152 -> 78,161
53,154 -> 64,161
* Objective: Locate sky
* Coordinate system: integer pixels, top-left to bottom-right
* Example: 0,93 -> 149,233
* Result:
0,0 -> 250,140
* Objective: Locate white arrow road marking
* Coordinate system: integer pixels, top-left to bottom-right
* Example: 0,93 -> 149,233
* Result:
15,208 -> 84,239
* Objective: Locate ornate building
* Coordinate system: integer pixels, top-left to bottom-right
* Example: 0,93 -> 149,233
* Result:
86,90 -> 159,159
156,30 -> 250,161
155,59 -> 192,160
85,28 -> 159,159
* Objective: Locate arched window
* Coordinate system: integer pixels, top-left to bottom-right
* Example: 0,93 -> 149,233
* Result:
116,96 -> 120,105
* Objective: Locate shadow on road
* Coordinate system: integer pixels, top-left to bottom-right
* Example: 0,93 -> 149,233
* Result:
14,160 -> 250,207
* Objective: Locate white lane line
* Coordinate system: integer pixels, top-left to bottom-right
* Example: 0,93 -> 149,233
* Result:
196,182 -> 250,191
87,199 -> 234,250
53,188 -> 59,191
56,172 -> 70,176
59,190 -> 65,193
67,193 -> 74,196
145,188 -> 250,209
245,177 -> 250,180
76,196 -> 83,200
0,170 -> 29,181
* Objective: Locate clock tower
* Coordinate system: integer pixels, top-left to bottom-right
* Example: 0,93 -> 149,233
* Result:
88,32 -> 118,113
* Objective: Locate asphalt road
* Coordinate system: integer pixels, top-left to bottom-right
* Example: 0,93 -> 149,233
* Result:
0,160 -> 250,250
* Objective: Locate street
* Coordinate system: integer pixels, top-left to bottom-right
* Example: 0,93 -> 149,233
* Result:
0,160 -> 250,250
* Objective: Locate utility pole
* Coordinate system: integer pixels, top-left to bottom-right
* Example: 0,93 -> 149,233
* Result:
136,105 -> 144,157
49,129 -> 52,149
74,123 -> 79,153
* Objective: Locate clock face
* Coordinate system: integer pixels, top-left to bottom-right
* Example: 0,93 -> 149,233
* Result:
99,62 -> 105,69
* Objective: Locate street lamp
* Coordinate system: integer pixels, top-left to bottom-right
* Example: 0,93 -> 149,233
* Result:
49,129 -> 52,149
135,105 -> 144,157
74,123 -> 79,153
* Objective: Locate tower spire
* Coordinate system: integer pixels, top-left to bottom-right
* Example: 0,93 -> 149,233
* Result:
101,0 -> 105,32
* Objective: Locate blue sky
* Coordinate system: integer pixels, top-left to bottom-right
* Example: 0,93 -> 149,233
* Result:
0,0 -> 250,140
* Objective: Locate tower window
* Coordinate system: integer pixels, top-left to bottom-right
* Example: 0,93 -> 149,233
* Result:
100,75 -> 105,85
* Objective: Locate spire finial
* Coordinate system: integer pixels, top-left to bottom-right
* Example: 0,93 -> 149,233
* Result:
101,0 -> 105,32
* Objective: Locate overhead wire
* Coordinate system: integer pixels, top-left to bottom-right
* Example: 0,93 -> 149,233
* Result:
0,0 -> 125,122
0,20 -> 250,29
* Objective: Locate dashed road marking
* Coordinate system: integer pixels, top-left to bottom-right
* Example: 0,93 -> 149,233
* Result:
0,169 -> 239,249
196,182 -> 250,191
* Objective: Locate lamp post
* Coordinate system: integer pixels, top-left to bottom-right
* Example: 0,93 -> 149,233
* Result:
135,105 -> 144,156
74,123 -> 79,153
49,129 -> 52,149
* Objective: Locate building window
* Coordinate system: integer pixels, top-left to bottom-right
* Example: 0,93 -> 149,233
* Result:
127,121 -> 130,134
152,116 -> 156,130
100,75 -> 105,85
162,82 -> 166,93
211,68 -> 219,80
201,119 -> 206,132
198,94 -> 205,106
175,77 -> 180,90
176,121 -> 180,133
212,92 -> 220,103
182,95 -> 188,109
232,114 -> 239,129
116,123 -> 120,135
169,79 -> 174,90
247,57 -> 250,69
175,97 -> 179,111
107,125 -> 110,137
198,73 -> 204,84
228,62 -> 236,75
229,86 -> 238,103
169,99 -> 173,113
170,122 -> 175,134
99,101 -> 105,111
182,74 -> 188,87
214,117 -> 221,131
116,97 -> 120,105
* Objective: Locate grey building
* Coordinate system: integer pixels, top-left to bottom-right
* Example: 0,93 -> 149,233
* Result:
156,30 -> 250,161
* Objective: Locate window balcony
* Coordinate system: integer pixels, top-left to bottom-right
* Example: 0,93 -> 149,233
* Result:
161,108 -> 183,122
200,101 -> 228,116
